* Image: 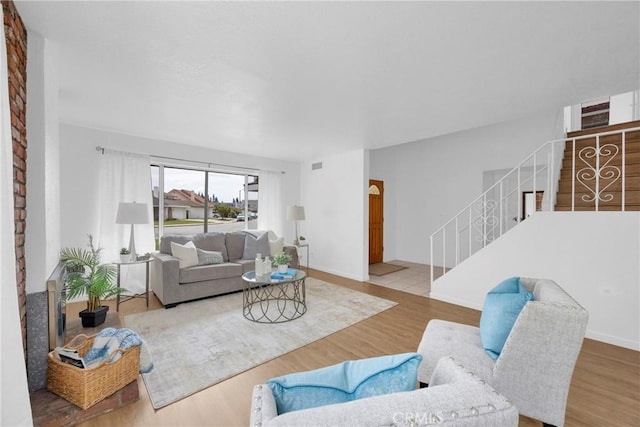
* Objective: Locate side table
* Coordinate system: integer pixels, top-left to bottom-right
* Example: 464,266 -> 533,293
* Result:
295,243 -> 309,273
114,258 -> 152,311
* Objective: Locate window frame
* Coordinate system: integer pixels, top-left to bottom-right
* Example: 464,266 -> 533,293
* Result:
151,162 -> 258,240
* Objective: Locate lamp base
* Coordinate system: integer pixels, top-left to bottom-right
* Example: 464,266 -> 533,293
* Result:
129,223 -> 137,261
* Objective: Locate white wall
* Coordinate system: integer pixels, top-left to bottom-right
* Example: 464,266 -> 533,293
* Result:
430,212 -> 640,351
59,124 -> 300,249
25,32 -> 60,294
610,90 -> 640,125
300,149 -> 368,281
370,108 -> 565,264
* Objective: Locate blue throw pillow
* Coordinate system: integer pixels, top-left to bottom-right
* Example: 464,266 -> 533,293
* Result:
267,352 -> 422,414
479,277 -> 533,360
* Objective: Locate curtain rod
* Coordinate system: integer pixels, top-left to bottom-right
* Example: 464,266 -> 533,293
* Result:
95,146 -> 285,174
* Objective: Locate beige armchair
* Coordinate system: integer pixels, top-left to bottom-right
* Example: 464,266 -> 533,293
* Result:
417,278 -> 588,427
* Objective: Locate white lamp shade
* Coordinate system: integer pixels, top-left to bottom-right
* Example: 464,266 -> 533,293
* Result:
116,202 -> 149,224
286,205 -> 305,221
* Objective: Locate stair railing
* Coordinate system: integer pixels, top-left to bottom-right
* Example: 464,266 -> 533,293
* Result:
568,126 -> 639,211
429,125 -> 639,283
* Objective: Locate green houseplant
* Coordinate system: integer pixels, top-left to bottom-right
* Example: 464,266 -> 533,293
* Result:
272,252 -> 292,273
60,235 -> 126,327
119,247 -> 131,262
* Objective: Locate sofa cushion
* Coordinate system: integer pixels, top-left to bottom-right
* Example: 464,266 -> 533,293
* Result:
197,248 -> 224,265
179,263 -> 243,284
242,232 -> 271,260
225,232 -> 247,261
193,232 -> 228,261
170,241 -> 199,269
234,258 -> 255,273
160,235 -> 192,255
267,352 -> 422,414
480,277 -> 533,360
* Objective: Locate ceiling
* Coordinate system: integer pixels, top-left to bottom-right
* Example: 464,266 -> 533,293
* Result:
14,1 -> 640,162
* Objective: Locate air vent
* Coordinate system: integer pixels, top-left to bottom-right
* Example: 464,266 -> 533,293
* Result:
311,162 -> 323,170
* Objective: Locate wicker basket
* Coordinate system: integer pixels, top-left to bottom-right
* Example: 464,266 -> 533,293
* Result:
47,333 -> 140,409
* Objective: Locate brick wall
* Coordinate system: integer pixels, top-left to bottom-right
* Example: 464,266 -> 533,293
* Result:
3,0 -> 28,353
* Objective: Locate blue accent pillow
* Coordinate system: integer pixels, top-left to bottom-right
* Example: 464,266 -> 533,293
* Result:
267,352 -> 422,414
480,277 -> 533,360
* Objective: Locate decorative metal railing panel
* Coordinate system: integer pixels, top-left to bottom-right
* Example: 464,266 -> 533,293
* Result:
430,126 -> 639,284
576,143 -> 621,203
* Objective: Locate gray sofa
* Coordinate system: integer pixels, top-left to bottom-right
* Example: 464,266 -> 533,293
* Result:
150,231 -> 298,308
250,356 -> 519,426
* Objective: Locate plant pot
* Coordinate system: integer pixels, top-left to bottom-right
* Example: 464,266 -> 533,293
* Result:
277,264 -> 288,274
120,254 -> 130,263
79,305 -> 109,328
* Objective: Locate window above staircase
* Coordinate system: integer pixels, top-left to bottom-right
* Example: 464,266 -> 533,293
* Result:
581,98 -> 610,130
565,90 -> 639,133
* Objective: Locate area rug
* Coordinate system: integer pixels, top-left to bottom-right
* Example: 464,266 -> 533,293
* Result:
124,278 -> 397,409
369,262 -> 408,276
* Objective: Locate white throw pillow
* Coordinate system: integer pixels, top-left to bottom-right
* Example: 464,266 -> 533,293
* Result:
269,236 -> 284,256
171,241 -> 198,269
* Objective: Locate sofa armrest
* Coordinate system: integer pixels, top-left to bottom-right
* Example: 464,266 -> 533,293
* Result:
251,357 -> 518,427
430,356 -> 485,387
282,245 -> 299,268
150,252 -> 180,306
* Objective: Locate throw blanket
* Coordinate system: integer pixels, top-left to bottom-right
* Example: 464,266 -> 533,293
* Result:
84,327 -> 154,373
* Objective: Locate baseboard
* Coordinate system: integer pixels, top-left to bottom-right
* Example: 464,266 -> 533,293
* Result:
309,264 -> 366,282
431,291 -> 640,351
585,330 -> 640,351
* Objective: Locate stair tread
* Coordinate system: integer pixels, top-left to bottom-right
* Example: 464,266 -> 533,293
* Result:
561,153 -> 640,165
566,120 -> 640,137
555,205 -> 640,211
559,164 -> 640,177
557,189 -> 640,194
557,181 -> 640,192
562,139 -> 640,153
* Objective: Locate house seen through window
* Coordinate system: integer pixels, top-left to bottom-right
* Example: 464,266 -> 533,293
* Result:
151,165 -> 258,245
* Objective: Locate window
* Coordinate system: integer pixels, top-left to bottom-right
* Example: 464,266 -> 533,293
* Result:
151,165 -> 259,242
581,98 -> 610,130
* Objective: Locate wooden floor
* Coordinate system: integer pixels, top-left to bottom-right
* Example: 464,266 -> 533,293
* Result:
68,270 -> 640,427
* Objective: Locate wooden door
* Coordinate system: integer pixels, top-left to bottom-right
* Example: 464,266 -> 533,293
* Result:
369,180 -> 384,264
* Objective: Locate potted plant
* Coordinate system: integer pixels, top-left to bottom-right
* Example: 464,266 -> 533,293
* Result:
119,247 -> 131,262
60,235 -> 126,328
272,252 -> 292,274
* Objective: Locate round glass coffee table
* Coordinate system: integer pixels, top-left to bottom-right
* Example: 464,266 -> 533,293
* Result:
241,269 -> 307,323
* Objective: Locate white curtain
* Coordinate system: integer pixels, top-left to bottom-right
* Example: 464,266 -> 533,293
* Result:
0,7 -> 32,424
97,150 -> 155,294
257,170 -> 284,237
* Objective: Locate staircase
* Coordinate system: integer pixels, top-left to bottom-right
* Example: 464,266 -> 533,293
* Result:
555,120 -> 640,211
430,121 -> 640,283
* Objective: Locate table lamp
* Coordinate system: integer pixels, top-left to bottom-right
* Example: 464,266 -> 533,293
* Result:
116,201 -> 149,261
286,205 -> 305,246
